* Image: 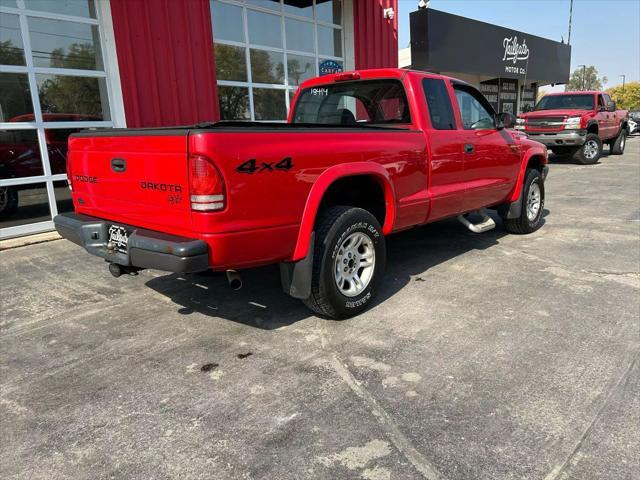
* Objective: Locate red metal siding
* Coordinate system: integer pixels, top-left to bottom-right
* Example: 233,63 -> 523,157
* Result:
110,0 -> 219,127
353,0 -> 398,70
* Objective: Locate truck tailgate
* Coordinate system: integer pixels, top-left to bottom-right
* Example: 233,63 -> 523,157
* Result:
68,133 -> 192,233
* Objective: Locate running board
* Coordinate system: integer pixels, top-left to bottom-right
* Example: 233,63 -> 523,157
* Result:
457,209 -> 496,233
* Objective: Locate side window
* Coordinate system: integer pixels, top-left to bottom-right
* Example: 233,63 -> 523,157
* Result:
597,95 -> 605,110
422,78 -> 456,130
453,87 -> 495,130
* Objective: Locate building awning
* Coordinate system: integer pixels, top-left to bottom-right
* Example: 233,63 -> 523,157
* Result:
410,9 -> 571,85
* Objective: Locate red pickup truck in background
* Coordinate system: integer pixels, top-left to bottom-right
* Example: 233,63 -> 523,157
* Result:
516,91 -> 629,164
54,69 -> 548,318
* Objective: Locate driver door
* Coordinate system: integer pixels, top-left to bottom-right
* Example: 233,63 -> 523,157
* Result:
452,84 -> 522,213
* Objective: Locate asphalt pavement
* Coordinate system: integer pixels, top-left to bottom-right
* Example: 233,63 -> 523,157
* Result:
1,137 -> 639,480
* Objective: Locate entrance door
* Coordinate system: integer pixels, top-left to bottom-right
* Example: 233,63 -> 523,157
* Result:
451,84 -> 522,212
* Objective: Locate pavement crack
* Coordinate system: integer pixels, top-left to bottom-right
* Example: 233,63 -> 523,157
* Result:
542,348 -> 640,480
329,354 -> 447,480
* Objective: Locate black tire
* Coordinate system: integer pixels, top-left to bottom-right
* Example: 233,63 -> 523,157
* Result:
572,133 -> 602,165
0,186 -> 18,218
504,169 -> 545,234
610,128 -> 627,155
304,206 -> 386,319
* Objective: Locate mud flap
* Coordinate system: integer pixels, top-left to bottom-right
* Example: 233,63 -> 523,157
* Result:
280,233 -> 314,299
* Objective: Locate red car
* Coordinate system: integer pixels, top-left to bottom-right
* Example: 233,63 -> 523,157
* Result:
55,69 -> 548,318
516,91 -> 629,164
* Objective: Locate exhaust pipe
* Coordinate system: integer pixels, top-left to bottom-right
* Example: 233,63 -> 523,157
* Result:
226,270 -> 242,290
108,263 -> 142,277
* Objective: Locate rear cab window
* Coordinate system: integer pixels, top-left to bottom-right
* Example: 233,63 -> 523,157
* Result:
422,78 -> 456,130
292,79 -> 411,126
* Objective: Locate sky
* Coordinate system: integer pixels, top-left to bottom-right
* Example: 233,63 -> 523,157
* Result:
397,0 -> 640,90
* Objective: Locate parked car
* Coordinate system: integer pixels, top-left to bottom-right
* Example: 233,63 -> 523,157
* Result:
628,118 -> 638,135
516,91 -> 629,164
54,68 -> 548,319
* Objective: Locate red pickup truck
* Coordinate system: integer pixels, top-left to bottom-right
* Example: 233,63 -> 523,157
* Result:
516,91 -> 629,164
54,69 -> 548,318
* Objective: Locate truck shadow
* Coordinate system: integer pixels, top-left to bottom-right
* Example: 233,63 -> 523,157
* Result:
548,149 -> 610,164
145,212 -> 548,329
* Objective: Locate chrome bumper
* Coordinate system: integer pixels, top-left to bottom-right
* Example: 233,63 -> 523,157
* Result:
524,130 -> 586,147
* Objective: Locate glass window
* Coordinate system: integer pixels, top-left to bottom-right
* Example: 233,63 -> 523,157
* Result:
293,80 -> 411,125
218,86 -> 250,120
317,25 -> 341,57
0,73 -> 34,122
210,0 -> 343,122
28,17 -> 103,70
211,0 -> 244,43
45,127 -> 82,175
285,18 -> 314,53
0,129 -> 43,179
250,49 -> 284,84
1,0 -> 18,7
247,10 -> 282,48
316,0 -> 341,24
423,78 -> 456,130
284,0 -> 313,18
53,179 -> 73,214
454,87 -> 495,130
0,13 -> 26,66
247,0 -> 280,11
215,44 -> 247,81
253,88 -> 286,120
0,182 -> 50,228
37,74 -> 110,121
22,0 -> 96,18
287,53 -> 315,85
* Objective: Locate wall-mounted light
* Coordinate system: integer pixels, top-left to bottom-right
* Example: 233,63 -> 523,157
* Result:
418,0 -> 430,10
383,8 -> 395,20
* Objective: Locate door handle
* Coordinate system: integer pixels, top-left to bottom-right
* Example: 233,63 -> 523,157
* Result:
111,157 -> 126,172
464,144 -> 475,154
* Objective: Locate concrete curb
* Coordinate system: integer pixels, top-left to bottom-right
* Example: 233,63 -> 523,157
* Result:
0,231 -> 62,251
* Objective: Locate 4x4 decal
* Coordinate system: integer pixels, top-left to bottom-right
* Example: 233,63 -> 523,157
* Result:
236,157 -> 293,174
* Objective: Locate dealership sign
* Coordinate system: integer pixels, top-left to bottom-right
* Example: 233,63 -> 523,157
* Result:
502,36 -> 530,75
410,8 -> 570,84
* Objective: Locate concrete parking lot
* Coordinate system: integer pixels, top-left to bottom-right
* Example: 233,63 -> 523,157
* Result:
2,138 -> 639,480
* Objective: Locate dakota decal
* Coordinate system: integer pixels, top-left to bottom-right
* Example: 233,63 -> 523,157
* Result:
140,181 -> 183,192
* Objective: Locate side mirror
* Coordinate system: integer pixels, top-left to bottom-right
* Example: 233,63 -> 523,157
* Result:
496,112 -> 516,130
607,101 -> 616,112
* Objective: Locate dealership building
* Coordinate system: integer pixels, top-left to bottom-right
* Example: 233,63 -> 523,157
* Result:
401,8 -> 571,115
0,0 -> 398,238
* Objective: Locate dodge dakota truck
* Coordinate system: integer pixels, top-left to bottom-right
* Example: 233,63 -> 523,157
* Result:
516,91 -> 629,164
54,69 -> 548,319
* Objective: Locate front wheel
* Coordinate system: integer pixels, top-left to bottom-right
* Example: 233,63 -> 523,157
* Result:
504,168 -> 545,234
572,133 -> 602,165
304,206 -> 386,319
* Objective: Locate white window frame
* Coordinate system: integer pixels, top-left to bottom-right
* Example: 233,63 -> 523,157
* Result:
212,0 -> 345,121
0,0 -> 125,239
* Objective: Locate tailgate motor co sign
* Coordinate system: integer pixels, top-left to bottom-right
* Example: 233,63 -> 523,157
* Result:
502,36 -> 530,75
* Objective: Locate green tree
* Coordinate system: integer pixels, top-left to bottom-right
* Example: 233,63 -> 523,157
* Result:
566,65 -> 607,91
38,43 -> 103,118
0,40 -> 25,66
607,82 -> 640,110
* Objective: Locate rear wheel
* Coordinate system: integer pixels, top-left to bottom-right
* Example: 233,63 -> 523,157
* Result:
304,206 -> 385,319
572,133 -> 602,165
504,168 -> 545,234
610,129 -> 627,155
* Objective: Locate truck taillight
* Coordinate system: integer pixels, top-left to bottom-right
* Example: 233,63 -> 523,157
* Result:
188,154 -> 225,211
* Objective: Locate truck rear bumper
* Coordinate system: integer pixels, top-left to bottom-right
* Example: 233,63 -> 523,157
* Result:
53,212 -> 209,273
525,130 -> 586,147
